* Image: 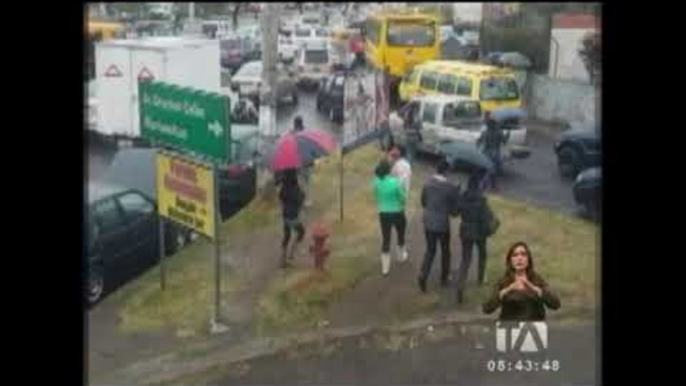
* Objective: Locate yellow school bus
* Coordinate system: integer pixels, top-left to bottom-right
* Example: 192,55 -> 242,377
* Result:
364,12 -> 440,79
398,60 -> 523,112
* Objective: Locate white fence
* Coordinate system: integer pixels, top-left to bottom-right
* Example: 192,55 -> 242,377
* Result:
526,74 -> 599,126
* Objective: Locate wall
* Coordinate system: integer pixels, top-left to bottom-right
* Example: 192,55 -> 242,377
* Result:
453,3 -> 483,23
549,27 -> 595,83
527,74 -> 599,126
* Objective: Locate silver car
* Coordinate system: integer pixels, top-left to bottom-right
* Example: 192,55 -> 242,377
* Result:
230,61 -> 299,106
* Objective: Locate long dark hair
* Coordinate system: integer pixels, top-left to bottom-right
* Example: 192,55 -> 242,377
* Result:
497,241 -> 546,288
375,159 -> 391,179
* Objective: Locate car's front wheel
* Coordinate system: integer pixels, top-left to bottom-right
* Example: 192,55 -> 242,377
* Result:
87,268 -> 104,306
557,146 -> 582,179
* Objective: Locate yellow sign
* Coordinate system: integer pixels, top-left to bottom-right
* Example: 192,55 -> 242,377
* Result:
156,153 -> 215,239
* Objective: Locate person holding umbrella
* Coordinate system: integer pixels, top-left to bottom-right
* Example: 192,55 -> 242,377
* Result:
418,159 -> 460,292
477,112 -> 510,190
278,169 -> 306,268
455,173 -> 495,304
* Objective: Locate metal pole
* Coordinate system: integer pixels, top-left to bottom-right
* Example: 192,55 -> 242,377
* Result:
214,165 -> 220,324
159,217 -> 166,290
339,152 -> 344,222
189,2 -> 195,21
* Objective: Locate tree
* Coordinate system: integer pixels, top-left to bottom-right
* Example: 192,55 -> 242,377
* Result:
578,32 -> 601,85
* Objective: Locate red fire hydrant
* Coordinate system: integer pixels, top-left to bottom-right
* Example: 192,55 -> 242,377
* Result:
309,223 -> 331,271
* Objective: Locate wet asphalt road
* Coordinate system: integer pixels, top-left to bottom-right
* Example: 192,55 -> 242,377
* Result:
86,88 -> 578,216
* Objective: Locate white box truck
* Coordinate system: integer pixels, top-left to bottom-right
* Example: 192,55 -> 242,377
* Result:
93,37 -> 221,146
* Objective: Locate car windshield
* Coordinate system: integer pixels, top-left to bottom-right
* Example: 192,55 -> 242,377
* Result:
296,28 -> 311,37
238,62 -> 262,76
305,49 -> 328,64
316,28 -> 329,37
479,78 -> 519,101
387,20 -> 436,46
221,39 -> 241,50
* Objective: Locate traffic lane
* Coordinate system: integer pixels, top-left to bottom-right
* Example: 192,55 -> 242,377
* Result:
276,86 -> 343,140
496,130 -> 578,215
211,324 -> 597,385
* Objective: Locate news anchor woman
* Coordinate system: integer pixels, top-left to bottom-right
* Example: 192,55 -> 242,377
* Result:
483,241 -> 561,321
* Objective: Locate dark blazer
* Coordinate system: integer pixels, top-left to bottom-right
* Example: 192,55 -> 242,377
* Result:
421,175 -> 460,233
457,188 -> 488,240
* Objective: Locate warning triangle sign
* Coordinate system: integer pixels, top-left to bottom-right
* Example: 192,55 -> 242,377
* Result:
138,67 -> 155,81
104,64 -> 122,77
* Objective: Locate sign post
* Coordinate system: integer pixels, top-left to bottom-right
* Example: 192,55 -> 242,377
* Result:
142,79 -> 232,334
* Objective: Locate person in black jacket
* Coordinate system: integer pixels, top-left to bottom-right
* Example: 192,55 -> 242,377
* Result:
278,169 -> 305,268
418,159 -> 461,292
483,241 -> 561,321
456,172 -> 491,303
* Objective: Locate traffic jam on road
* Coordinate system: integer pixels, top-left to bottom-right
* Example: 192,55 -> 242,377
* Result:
85,2 -> 600,311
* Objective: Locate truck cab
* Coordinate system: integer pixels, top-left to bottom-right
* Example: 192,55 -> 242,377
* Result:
389,95 -> 528,159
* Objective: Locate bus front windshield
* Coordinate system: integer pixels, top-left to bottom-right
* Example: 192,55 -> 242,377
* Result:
480,78 -> 520,101
387,20 -> 436,47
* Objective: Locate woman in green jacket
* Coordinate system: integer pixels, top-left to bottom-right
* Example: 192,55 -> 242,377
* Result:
373,159 -> 407,276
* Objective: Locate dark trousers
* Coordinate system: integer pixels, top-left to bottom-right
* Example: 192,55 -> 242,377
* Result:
379,212 -> 406,253
282,221 -> 305,249
420,230 -> 451,284
456,238 -> 487,292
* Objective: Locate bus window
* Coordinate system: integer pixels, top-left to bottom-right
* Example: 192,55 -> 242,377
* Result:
365,19 -> 381,45
456,77 -> 473,96
480,78 -> 519,101
436,73 -> 458,94
387,20 -> 435,46
419,71 -> 439,90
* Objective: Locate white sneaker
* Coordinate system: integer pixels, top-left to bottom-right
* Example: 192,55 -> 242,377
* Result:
397,246 -> 408,262
381,253 -> 391,276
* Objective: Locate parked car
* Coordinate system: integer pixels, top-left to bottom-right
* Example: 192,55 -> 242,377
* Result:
297,39 -> 332,89
387,95 -> 529,160
554,123 -> 601,178
102,146 -> 257,224
573,167 -> 601,218
293,25 -> 318,50
220,36 -> 255,73
230,61 -> 299,106
316,72 -> 345,123
85,182 -> 187,306
278,34 -> 299,64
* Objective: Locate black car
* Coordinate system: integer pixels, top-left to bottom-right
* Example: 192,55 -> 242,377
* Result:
554,123 -> 601,178
573,167 -> 601,218
102,147 -> 256,222
316,72 -> 345,123
86,182 -> 186,307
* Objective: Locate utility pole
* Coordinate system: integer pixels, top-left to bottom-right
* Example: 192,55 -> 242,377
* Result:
257,2 -> 280,193
189,2 -> 195,21
259,3 -> 279,139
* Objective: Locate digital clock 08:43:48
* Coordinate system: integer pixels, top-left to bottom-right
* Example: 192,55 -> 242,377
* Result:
487,359 -> 560,372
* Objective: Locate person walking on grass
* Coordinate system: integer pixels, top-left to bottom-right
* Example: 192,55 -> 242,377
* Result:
278,169 -> 306,268
389,145 -> 412,201
417,159 -> 461,292
455,173 -> 495,303
373,159 -> 407,276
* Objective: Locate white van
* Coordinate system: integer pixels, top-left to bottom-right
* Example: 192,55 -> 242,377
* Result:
297,39 -> 332,88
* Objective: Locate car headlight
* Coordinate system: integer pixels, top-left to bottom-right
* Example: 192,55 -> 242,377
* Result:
575,172 -> 585,184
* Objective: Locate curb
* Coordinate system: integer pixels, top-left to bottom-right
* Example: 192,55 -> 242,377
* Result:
96,309 -> 591,385
96,311 -> 490,385
99,310 -> 600,385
